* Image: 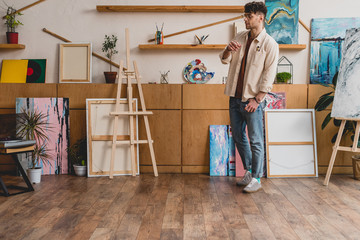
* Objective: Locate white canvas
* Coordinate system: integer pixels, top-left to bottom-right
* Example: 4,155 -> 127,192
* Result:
332,28 -> 360,119
265,109 -> 318,178
86,99 -> 139,177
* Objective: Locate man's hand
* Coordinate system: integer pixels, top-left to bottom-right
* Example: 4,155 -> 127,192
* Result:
245,98 -> 259,113
227,40 -> 241,52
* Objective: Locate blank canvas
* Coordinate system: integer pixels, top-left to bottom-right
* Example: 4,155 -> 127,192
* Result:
86,99 -> 139,177
265,109 -> 318,178
59,43 -> 92,83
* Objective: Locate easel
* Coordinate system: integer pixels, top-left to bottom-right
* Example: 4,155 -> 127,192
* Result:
108,28 -> 158,178
324,118 -> 360,185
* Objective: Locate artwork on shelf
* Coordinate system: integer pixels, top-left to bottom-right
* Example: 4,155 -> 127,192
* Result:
310,18 -> 360,84
59,43 -> 92,83
183,59 -> 214,84
26,59 -> 46,83
264,92 -> 286,109
0,59 -> 28,83
265,0 -> 299,44
234,21 -> 246,37
265,109 -> 318,178
209,125 -> 229,176
332,28 -> 360,119
16,98 -> 70,175
86,99 -> 139,177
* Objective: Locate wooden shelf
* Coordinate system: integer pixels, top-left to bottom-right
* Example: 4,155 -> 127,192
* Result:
139,44 -> 226,50
279,44 -> 306,50
96,5 -> 244,13
139,44 -> 306,50
0,44 -> 25,49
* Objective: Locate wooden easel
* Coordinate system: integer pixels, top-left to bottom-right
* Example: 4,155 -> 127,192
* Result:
324,118 -> 360,185
108,28 -> 158,178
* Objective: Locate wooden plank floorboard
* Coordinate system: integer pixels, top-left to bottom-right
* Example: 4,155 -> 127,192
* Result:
2,175 -> 360,239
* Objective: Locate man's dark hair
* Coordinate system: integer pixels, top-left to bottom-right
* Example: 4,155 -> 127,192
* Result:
244,1 -> 267,16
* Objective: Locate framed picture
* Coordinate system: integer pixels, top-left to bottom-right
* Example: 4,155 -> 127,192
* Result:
86,99 -> 139,177
265,109 -> 318,178
59,43 -> 92,83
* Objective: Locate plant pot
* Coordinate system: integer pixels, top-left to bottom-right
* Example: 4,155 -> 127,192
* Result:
352,155 -> 360,180
104,72 -> 117,83
6,32 -> 18,44
73,165 -> 87,176
26,168 -> 42,183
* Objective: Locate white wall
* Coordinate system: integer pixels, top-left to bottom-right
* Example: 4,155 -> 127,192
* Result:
1,0 -> 360,84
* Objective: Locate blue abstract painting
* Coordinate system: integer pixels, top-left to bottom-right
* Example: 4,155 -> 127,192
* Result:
332,28 -> 360,119
228,126 -> 236,177
310,18 -> 360,84
209,125 -> 229,176
265,0 -> 299,44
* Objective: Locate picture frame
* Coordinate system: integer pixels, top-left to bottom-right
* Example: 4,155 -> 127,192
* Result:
86,98 -> 139,177
265,109 -> 318,178
59,43 -> 92,83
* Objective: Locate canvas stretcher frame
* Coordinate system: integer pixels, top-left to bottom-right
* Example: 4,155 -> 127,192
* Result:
265,109 -> 318,178
59,43 -> 92,83
86,98 -> 139,177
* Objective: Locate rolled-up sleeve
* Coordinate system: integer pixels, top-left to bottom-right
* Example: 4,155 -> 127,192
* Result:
259,41 -> 279,93
219,48 -> 232,64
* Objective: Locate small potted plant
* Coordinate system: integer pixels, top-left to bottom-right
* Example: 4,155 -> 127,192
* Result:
67,138 -> 87,176
102,34 -> 118,83
276,72 -> 292,84
4,6 -> 23,44
17,109 -> 52,183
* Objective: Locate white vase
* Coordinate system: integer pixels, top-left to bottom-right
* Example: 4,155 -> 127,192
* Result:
73,165 -> 87,176
26,168 -> 42,183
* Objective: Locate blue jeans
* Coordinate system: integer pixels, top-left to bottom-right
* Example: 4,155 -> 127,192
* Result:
229,97 -> 265,178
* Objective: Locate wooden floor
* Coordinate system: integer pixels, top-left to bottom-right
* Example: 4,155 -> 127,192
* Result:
1,174 -> 360,240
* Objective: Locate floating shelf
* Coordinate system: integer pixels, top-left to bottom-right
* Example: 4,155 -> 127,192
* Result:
139,44 -> 307,50
0,44 -> 25,49
279,44 -> 306,50
139,44 -> 226,50
96,5 -> 244,13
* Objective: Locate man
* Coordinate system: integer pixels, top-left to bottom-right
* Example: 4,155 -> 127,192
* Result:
219,1 -> 279,193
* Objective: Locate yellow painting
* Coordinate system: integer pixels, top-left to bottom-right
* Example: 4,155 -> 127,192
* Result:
0,60 -> 28,83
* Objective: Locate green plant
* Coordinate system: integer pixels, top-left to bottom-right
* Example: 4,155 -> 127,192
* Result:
102,34 -> 118,72
67,138 -> 87,166
16,109 -> 52,169
276,72 -> 292,83
4,6 -> 23,33
314,72 -> 360,147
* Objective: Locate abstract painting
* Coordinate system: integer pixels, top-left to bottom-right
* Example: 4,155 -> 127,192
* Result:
264,92 -> 286,109
16,98 -> 70,175
0,59 -> 28,83
332,28 -> 360,119
265,0 -> 299,44
310,18 -> 360,84
228,126 -> 236,176
26,59 -> 46,83
209,125 -> 228,176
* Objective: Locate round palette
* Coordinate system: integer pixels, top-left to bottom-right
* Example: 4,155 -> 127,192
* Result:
183,59 -> 215,84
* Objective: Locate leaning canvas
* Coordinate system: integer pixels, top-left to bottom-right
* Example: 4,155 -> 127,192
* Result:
332,28 -> 360,119
16,98 -> 70,175
265,0 -> 299,44
310,18 -> 360,84
209,125 -> 228,176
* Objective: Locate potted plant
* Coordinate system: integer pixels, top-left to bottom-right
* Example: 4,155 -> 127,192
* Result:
315,72 -> 360,180
4,6 -> 23,44
276,72 -> 292,84
17,109 -> 52,183
67,138 -> 87,176
102,34 -> 118,83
